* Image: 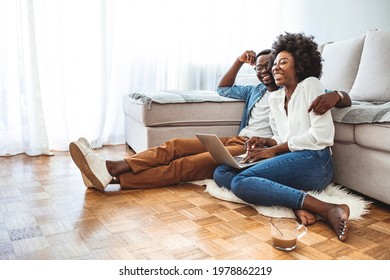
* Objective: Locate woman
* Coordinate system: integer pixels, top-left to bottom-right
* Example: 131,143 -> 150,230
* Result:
213,32 -> 350,241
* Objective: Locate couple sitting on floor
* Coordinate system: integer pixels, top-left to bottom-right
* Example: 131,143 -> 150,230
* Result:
70,32 -> 352,241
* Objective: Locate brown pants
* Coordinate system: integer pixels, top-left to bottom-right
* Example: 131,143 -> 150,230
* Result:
119,136 -> 246,189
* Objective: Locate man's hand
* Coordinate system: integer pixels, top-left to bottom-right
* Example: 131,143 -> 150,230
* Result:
238,50 -> 256,66
218,50 -> 257,87
308,92 -> 340,115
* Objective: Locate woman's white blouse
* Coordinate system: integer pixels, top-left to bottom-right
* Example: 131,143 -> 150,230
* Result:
268,77 -> 335,151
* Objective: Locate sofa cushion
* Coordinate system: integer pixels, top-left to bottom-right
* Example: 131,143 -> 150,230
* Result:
349,30 -> 390,102
334,122 -> 355,144
318,41 -> 333,54
124,116 -> 241,152
355,123 -> 390,152
123,93 -> 244,127
320,34 -> 365,92
332,143 -> 390,205
331,101 -> 390,124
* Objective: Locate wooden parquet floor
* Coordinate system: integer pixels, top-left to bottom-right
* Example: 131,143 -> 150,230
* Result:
1,144 -> 390,260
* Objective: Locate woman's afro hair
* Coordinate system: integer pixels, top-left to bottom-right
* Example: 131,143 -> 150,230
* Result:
271,32 -> 323,81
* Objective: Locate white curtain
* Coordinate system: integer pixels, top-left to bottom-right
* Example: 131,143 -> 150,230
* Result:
0,0 -> 51,156
1,0 -> 284,156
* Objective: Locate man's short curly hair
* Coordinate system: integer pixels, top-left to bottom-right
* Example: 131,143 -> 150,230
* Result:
256,49 -> 272,59
271,32 -> 322,81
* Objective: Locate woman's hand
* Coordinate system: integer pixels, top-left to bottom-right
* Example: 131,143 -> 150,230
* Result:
241,147 -> 277,163
240,142 -> 290,163
241,136 -> 278,162
244,137 -> 267,151
244,136 -> 276,152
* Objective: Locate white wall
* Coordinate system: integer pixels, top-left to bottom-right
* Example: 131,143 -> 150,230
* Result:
276,0 -> 390,44
250,0 -> 390,50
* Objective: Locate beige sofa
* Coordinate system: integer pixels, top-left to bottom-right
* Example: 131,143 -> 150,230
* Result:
123,29 -> 390,205
321,29 -> 390,205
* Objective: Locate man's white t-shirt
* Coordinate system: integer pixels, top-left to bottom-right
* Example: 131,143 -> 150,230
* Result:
238,91 -> 273,138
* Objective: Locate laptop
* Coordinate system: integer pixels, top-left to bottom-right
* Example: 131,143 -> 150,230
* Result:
195,133 -> 260,169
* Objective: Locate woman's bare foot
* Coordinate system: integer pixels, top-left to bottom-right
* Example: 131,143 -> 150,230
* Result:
325,204 -> 350,241
302,195 -> 351,241
294,209 -> 317,225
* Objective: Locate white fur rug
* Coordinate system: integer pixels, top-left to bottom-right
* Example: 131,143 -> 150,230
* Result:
189,179 -> 371,220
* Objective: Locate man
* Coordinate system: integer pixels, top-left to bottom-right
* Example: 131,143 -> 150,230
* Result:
69,49 -> 351,191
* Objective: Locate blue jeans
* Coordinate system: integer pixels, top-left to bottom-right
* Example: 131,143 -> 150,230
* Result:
213,148 -> 334,209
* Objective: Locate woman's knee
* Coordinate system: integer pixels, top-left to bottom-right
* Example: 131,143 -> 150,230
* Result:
231,174 -> 245,196
213,165 -> 227,185
213,165 -> 237,189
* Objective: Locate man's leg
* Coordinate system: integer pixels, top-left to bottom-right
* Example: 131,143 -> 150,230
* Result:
125,136 -> 246,173
124,137 -> 207,173
119,151 -> 216,188
70,136 -> 246,190
119,137 -> 246,189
